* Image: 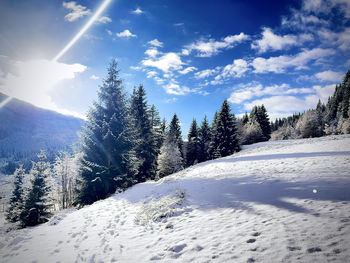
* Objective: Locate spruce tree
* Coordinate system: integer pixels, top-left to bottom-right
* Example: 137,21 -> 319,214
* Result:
198,116 -> 211,162
168,114 -> 184,159
20,151 -> 52,227
249,105 -> 271,141
186,119 -> 200,166
209,111 -> 221,159
149,104 -> 164,151
6,165 -> 25,223
210,100 -> 240,158
130,85 -> 158,182
77,59 -> 134,205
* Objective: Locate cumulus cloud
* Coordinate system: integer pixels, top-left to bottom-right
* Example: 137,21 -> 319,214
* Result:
116,29 -> 137,38
178,66 -> 197,75
194,68 -> 219,79
0,59 -> 86,118
131,8 -> 143,14
145,48 -> 160,58
244,95 -> 319,113
252,48 -> 335,73
315,70 -> 344,82
142,52 -> 183,73
213,59 -> 249,84
251,27 -> 313,53
186,32 -> 249,57
228,82 -> 313,104
313,84 -> 336,102
163,82 -> 191,95
318,28 -> 350,51
63,1 -> 91,22
148,39 -> 163,47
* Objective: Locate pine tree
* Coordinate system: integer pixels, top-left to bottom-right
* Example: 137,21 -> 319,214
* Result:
209,111 -> 221,159
20,151 -> 52,227
149,104 -> 164,151
130,85 -> 158,182
186,119 -> 200,166
198,116 -> 211,162
77,59 -> 134,205
210,100 -> 240,158
249,105 -> 271,141
168,114 -> 184,159
6,165 -> 25,223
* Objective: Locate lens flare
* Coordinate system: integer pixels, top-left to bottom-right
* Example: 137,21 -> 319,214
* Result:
0,0 -> 112,110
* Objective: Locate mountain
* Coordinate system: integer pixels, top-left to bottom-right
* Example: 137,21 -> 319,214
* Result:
0,93 -> 84,172
1,135 -> 349,262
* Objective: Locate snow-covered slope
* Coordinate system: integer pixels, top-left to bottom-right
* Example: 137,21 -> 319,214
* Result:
1,135 -> 350,263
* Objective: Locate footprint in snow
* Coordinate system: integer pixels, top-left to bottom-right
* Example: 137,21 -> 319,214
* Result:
252,232 -> 261,237
246,239 -> 256,243
307,247 -> 322,253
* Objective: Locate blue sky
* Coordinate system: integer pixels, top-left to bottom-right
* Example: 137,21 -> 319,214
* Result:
0,0 -> 349,135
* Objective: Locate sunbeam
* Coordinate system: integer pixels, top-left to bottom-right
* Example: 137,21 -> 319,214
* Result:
0,0 -> 112,110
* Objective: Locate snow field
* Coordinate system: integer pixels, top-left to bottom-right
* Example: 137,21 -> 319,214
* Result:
0,135 -> 350,262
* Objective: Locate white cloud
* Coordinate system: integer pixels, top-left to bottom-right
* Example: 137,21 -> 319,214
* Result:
130,66 -> 142,71
186,32 -> 249,57
178,66 -> 197,75
145,48 -> 160,58
194,68 -> 218,79
131,8 -> 143,15
116,29 -> 137,38
63,1 -> 91,22
154,76 -> 165,85
163,82 -> 191,95
90,74 -> 99,80
146,71 -> 158,78
228,82 -> 313,104
181,49 -> 190,56
0,59 -> 86,118
313,84 -> 336,102
142,52 -> 183,73
251,27 -> 313,53
214,59 -> 249,82
148,39 -> 163,47
244,95 -> 319,113
165,98 -> 178,103
96,16 -> 112,24
252,48 -> 335,73
106,29 -> 113,36
318,28 -> 350,51
315,70 -> 344,82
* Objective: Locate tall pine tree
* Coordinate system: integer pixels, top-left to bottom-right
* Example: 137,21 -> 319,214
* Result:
186,119 -> 200,166
168,114 -> 184,159
210,100 -> 240,158
198,116 -> 211,162
77,59 -> 134,205
249,105 -> 271,141
130,85 -> 158,182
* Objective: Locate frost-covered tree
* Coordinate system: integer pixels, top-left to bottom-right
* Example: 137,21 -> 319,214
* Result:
270,123 -> 298,140
198,116 -> 211,162
130,85 -> 158,182
20,151 -> 52,227
186,119 -> 200,166
296,110 -> 323,138
242,121 -> 265,144
168,114 -> 184,159
53,152 -> 81,209
77,60 -> 135,205
157,138 -> 183,178
6,165 -> 25,223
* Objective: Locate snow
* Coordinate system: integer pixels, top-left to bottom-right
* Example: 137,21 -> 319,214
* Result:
1,135 -> 350,262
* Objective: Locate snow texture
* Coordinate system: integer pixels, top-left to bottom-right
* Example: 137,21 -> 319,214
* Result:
1,135 -> 350,262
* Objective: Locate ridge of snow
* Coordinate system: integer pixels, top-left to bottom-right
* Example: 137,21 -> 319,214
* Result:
1,135 -> 350,262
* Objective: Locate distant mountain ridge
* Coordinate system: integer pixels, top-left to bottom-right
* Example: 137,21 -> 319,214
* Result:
0,93 -> 84,172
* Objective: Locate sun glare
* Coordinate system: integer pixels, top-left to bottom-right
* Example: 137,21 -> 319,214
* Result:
0,0 -> 112,113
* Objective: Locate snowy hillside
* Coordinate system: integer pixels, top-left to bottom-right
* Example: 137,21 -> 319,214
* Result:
1,135 -> 350,263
